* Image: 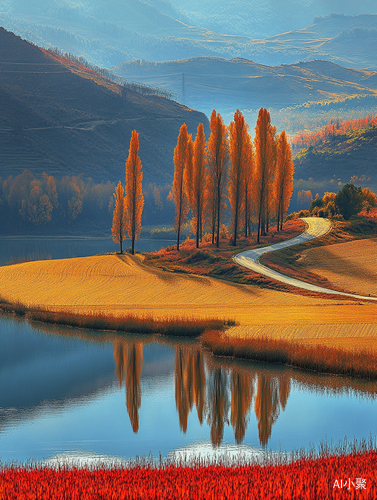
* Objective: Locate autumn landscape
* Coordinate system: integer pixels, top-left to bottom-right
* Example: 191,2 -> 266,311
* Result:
1,0 -> 377,498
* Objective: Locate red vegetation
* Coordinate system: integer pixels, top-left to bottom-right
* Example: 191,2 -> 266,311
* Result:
1,451 -> 376,499
291,115 -> 377,152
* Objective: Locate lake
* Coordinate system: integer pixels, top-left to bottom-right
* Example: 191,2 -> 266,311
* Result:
0,237 -> 377,465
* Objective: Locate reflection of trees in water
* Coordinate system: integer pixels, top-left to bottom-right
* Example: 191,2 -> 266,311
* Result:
175,346 -> 206,432
174,346 -> 292,447
113,341 -> 144,433
254,374 -> 281,447
207,366 -> 229,446
113,339 -> 291,445
231,370 -> 255,444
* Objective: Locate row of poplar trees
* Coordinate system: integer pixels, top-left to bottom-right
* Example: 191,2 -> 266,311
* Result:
111,130 -> 144,255
173,108 -> 294,249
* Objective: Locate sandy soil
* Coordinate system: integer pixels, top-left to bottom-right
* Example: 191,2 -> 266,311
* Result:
1,253 -> 377,351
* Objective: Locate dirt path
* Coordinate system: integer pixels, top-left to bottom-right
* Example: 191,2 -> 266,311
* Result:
233,217 -> 377,301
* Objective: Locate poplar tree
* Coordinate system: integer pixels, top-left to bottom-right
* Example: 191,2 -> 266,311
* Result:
275,130 -> 294,231
125,130 -> 144,255
229,109 -> 248,246
206,110 -> 228,247
111,181 -> 127,253
188,123 -> 206,248
173,123 -> 190,251
254,108 -> 276,243
242,132 -> 254,237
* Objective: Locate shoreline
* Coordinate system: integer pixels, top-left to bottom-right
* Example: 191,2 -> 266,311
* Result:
2,298 -> 377,382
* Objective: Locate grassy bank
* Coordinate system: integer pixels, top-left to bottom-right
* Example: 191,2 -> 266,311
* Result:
0,299 -> 233,338
201,330 -> 377,380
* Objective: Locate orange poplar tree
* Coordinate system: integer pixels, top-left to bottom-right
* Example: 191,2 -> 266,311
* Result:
125,130 -> 144,255
275,130 -> 294,231
254,108 -> 276,243
187,123 -> 206,248
173,123 -> 190,251
242,132 -> 254,237
229,109 -> 248,246
111,181 -> 127,253
206,110 -> 229,247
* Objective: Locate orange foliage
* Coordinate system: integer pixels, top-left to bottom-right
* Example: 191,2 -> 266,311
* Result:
291,114 -> 377,152
187,124 -> 206,248
228,110 -> 248,246
242,132 -> 254,237
125,130 -> 144,255
254,108 -> 276,242
111,181 -> 127,253
173,124 -> 190,251
206,110 -> 229,247
275,130 -> 294,231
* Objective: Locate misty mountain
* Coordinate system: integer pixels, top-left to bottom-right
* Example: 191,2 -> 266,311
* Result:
0,28 -> 208,184
2,0 -> 377,70
168,0 -> 377,38
115,57 -> 377,132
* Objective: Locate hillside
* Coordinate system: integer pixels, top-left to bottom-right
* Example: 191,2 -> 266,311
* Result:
293,122 -> 377,191
0,28 -> 209,184
115,56 -> 377,128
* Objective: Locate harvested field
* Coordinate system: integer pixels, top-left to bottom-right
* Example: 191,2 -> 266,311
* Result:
1,254 -> 377,350
300,238 -> 377,298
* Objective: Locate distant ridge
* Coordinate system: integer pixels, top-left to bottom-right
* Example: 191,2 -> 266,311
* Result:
0,28 -> 209,184
115,56 -> 377,124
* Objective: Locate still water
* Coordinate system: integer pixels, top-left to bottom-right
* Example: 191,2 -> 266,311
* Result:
0,237 -> 376,465
0,235 -> 176,266
1,317 -> 377,465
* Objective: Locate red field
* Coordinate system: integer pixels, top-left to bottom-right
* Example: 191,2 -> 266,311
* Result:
1,450 -> 376,499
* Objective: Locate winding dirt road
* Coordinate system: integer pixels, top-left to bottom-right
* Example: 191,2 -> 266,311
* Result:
234,217 -> 377,301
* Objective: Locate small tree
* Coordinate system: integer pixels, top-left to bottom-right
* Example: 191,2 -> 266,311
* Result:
111,181 -> 127,253
335,183 -> 363,220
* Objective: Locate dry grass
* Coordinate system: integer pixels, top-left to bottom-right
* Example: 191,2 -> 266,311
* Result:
300,238 -> 377,297
201,330 -> 377,380
26,309 -> 228,337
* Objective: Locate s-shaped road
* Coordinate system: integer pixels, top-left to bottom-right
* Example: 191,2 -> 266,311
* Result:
233,217 -> 377,302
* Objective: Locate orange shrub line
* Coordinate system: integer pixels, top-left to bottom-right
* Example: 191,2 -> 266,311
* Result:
200,331 -> 377,380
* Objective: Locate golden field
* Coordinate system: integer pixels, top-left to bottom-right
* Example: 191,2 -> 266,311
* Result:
1,253 -> 377,351
300,238 -> 377,298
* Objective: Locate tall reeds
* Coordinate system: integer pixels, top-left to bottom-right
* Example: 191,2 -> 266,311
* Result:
0,298 -> 232,337
201,331 -> 377,380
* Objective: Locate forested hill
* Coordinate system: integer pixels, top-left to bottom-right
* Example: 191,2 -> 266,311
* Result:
0,28 -> 209,185
293,119 -> 377,193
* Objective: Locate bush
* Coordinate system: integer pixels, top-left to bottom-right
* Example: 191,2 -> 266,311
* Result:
335,183 -> 364,220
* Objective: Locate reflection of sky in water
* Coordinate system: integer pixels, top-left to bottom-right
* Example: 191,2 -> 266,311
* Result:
0,316 -> 377,465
